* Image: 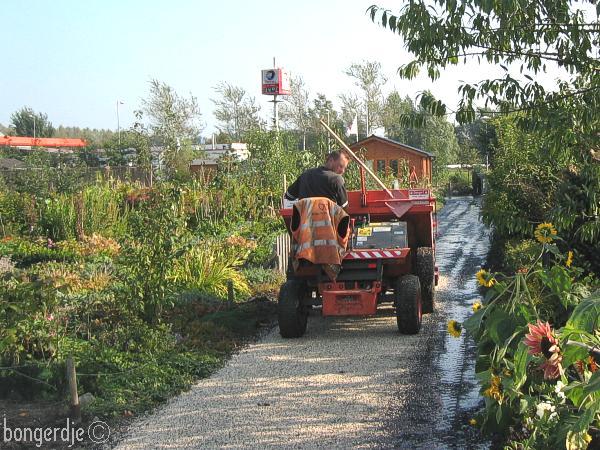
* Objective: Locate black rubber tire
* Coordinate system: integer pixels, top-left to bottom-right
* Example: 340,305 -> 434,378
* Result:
416,247 -> 435,314
278,280 -> 308,338
395,275 -> 422,335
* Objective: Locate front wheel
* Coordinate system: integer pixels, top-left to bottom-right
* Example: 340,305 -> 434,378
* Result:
278,280 -> 308,338
395,275 -> 422,335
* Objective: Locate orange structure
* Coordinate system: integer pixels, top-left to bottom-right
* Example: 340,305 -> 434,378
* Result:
0,137 -> 87,147
349,135 -> 433,183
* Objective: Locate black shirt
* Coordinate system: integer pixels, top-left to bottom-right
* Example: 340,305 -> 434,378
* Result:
285,166 -> 348,208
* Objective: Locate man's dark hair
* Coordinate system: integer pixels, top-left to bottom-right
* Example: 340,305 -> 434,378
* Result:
326,150 -> 347,162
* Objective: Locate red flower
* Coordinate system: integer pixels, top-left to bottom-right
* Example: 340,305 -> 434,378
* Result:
524,320 -> 563,380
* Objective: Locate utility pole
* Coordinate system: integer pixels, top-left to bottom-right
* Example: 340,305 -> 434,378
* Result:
117,100 -> 123,148
269,57 -> 281,132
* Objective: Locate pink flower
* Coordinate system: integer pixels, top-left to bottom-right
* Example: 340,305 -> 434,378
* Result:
46,313 -> 54,321
524,320 -> 563,380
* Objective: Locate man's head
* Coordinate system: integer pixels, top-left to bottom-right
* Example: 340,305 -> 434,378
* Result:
325,151 -> 349,175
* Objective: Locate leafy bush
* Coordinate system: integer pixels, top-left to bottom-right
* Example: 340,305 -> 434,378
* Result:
453,225 -> 600,449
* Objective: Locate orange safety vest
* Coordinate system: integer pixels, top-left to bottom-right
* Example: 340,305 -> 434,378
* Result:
290,197 -> 350,266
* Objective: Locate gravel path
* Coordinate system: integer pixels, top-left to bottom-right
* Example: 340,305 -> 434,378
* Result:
114,196 -> 490,450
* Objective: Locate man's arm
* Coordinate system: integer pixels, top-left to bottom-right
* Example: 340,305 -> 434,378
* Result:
335,177 -> 349,210
285,176 -> 300,201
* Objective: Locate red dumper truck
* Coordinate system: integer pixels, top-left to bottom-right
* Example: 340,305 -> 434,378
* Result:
277,121 -> 438,338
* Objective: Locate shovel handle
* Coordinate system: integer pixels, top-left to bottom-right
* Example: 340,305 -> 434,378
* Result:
319,119 -> 393,198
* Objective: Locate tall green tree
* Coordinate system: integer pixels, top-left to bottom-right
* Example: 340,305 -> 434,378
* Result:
280,75 -> 311,150
141,79 -> 202,177
382,91 -> 417,143
344,61 -> 387,135
212,82 -> 262,141
10,107 -> 55,137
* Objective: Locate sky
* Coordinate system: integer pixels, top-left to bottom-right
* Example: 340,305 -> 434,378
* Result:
0,0 -> 567,136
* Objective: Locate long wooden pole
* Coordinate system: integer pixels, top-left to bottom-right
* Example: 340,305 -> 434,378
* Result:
319,119 -> 392,197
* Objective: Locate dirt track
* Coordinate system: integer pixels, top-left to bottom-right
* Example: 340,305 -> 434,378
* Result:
114,196 -> 491,449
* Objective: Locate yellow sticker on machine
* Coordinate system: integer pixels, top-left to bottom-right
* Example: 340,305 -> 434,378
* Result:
357,227 -> 372,237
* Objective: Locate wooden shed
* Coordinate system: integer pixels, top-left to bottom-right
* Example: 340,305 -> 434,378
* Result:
349,135 -> 434,184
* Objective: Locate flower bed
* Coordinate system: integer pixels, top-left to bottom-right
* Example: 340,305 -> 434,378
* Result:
450,223 -> 600,449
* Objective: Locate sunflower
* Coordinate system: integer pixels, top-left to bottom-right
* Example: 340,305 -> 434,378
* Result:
566,251 -> 574,268
472,302 -> 482,312
575,356 -> 598,376
447,320 -> 462,338
476,269 -> 496,288
534,222 -> 557,244
524,320 -> 563,379
483,375 -> 503,402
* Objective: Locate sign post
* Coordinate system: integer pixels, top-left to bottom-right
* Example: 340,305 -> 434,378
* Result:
262,62 -> 290,131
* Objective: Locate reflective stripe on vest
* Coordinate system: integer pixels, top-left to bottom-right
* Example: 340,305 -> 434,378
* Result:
300,219 -> 332,230
297,239 -> 344,253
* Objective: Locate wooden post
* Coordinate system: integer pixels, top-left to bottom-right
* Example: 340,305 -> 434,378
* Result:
66,356 -> 81,422
227,280 -> 234,305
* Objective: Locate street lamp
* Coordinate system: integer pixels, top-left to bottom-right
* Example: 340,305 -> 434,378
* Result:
116,100 -> 124,148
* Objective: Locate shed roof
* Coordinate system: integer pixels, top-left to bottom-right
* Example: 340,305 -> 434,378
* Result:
349,135 -> 435,158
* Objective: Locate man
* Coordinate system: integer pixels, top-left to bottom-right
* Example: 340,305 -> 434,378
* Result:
284,150 -> 349,209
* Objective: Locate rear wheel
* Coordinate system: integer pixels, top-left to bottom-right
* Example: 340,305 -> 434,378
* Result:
416,247 -> 435,314
278,280 -> 308,338
395,275 -> 422,334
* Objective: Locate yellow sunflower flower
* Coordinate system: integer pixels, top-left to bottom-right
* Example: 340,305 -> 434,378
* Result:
534,222 -> 557,244
476,269 -> 496,288
566,250 -> 574,268
447,320 -> 462,338
483,375 -> 503,402
472,302 -> 482,312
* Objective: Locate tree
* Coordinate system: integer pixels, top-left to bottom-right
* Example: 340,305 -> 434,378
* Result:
454,113 -> 497,163
141,79 -> 203,177
339,93 -> 364,139
212,82 -> 262,141
368,2 -> 600,134
280,76 -> 311,150
382,91 -> 417,143
344,61 -> 387,135
142,79 -> 202,146
309,93 -> 344,150
382,90 -> 460,166
369,1 -> 600,271
10,107 -> 55,137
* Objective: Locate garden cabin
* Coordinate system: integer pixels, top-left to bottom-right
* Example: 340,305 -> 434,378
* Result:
349,135 -> 434,184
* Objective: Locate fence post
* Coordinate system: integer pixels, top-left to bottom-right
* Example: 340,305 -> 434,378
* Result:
66,356 -> 81,422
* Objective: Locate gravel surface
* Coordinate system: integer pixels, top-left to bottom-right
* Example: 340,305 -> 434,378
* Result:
114,196 -> 491,450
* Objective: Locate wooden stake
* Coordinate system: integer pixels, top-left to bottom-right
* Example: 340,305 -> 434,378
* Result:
66,356 -> 81,422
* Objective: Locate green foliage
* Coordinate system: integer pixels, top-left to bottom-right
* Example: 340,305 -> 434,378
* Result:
482,115 -> 565,237
10,107 -> 54,137
118,187 -> 187,322
212,82 -> 263,140
459,227 -> 600,449
171,238 -> 251,299
369,2 -> 600,128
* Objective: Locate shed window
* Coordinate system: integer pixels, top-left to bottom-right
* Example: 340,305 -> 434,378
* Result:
376,159 -> 386,174
390,159 -> 399,176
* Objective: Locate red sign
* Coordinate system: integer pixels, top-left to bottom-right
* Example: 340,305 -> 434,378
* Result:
261,68 -> 290,95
